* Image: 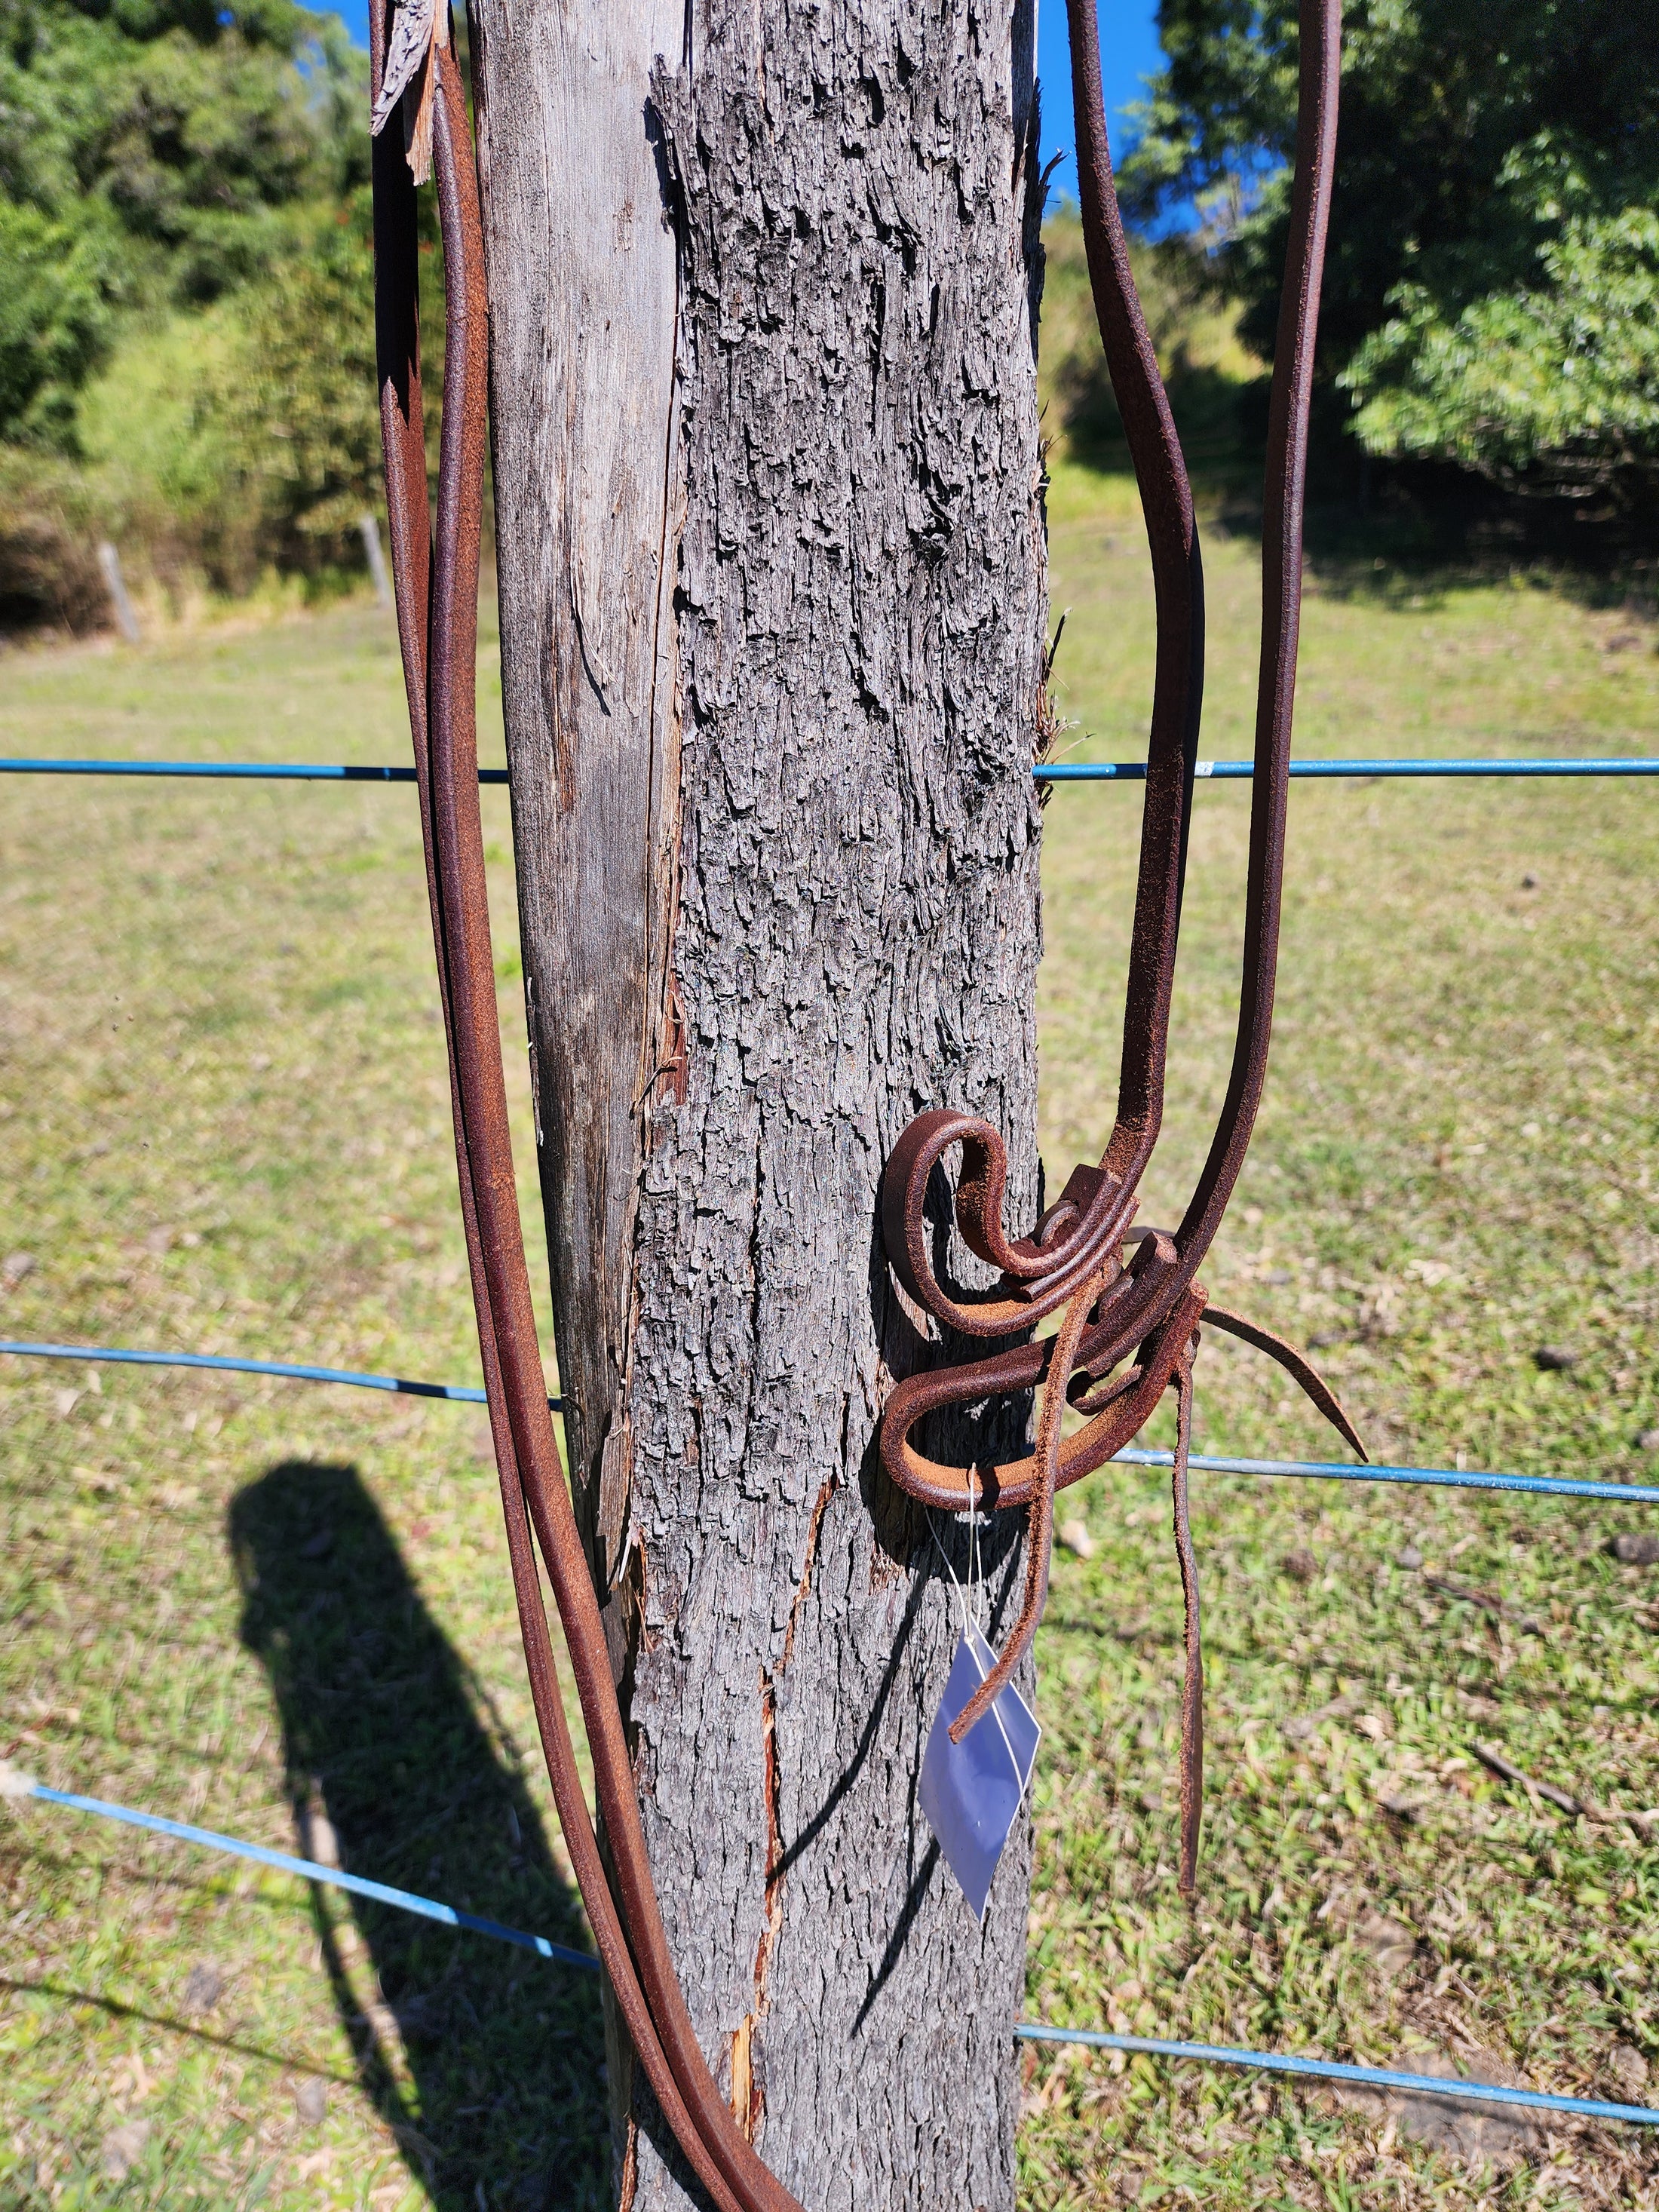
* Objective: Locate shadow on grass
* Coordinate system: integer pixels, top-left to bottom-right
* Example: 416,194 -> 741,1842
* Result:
230,1462 -> 608,2212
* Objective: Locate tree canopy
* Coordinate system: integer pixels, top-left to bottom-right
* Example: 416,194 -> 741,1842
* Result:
1122,1 -> 1659,492
0,0 -> 387,616
0,0 -> 363,443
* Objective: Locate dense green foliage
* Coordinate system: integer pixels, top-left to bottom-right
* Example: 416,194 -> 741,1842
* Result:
1343,207 -> 1659,495
0,0 -> 382,621
0,202 -> 117,445
189,192 -> 384,573
0,0 -> 364,435
70,189 -> 385,590
1122,2 -> 1659,492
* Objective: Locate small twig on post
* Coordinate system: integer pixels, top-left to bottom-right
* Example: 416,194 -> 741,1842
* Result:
358,513 -> 393,609
97,542 -> 140,644
1473,1741 -> 1658,1839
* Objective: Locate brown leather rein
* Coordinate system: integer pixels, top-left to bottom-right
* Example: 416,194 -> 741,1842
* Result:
370,0 -> 1343,2199
879,0 -> 1354,1890
370,23 -> 797,2212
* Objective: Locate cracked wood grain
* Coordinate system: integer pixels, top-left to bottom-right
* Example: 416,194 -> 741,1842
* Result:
622,6 -> 1050,2207
477,0 -> 1050,2201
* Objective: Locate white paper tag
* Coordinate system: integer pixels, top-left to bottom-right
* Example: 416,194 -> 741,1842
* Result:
918,1623 -> 1041,1921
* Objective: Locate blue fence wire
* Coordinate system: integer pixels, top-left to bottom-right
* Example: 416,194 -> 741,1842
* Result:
1041,756 -> 1659,781
1010,2025 -> 1659,2128
1112,1444 -> 1659,1508
4,754 -> 1657,784
0,1337 -> 560,1410
5,1772 -> 1654,2128
5,1775 -> 597,1971
8,733 -> 1656,2142
5,1339 -> 1654,1505
0,757 -> 508,785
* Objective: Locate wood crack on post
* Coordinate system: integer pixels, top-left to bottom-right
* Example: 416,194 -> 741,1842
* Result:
730,1665 -> 787,2142
729,1472 -> 834,2140
781,1473 -> 837,1673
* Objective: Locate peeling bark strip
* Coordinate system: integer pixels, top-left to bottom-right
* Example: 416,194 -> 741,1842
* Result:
470,0 -> 685,1619
470,9 -> 685,2177
621,7 -> 1048,2209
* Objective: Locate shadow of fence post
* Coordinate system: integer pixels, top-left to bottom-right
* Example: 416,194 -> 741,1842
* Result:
230,1460 -> 609,2210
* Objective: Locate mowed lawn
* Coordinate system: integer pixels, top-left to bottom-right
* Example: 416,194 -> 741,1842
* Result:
2,463 -> 1657,2210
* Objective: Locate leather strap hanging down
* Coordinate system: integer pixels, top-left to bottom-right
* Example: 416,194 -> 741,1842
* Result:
878,0 -> 1351,1883
370,0 -> 1344,2196
370,19 -> 803,2212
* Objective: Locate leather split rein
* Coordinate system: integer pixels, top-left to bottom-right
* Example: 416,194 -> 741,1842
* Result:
370,1 -> 1346,2201
878,0 -> 1358,1891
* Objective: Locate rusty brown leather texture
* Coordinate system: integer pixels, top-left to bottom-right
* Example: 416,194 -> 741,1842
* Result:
878,0 -> 1358,1881
372,0 -> 1345,2201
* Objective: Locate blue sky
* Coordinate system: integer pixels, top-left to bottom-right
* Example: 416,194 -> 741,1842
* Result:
329,0 -> 370,48
1035,2 -> 1167,205
327,1 -> 1166,204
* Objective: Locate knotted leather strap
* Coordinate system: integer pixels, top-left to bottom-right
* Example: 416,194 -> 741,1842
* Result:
877,0 -> 1348,1894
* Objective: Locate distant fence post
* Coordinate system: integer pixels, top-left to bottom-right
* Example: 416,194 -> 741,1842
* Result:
357,512 -> 392,609
97,543 -> 140,644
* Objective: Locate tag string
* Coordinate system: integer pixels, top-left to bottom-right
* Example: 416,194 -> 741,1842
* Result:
925,1505 -> 1035,1811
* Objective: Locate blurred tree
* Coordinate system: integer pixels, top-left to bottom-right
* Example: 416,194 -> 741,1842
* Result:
0,202 -> 117,444
179,186 -> 388,585
1342,207 -> 1659,495
0,0 -> 366,440
1121,1 -> 1659,492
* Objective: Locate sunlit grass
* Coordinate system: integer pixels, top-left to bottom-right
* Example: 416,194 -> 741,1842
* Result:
2,465 -> 1657,2206
1023,462 -> 1659,2208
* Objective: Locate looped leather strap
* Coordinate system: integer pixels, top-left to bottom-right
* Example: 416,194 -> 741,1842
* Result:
370,0 -> 1347,2192
876,0 -> 1350,1896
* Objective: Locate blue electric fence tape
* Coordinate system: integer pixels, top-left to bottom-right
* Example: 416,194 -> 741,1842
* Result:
6,1775 -> 1654,2128
4,755 -> 1657,783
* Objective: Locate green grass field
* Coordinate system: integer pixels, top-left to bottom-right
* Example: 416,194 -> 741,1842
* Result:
2,462 -> 1657,2210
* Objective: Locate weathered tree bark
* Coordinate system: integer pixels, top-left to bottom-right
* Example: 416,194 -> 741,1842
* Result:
474,5 -> 1049,2206
471,0 -> 684,1606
